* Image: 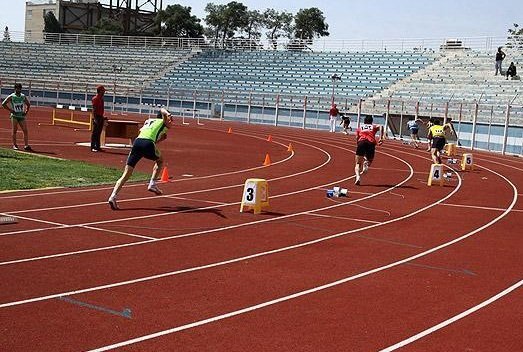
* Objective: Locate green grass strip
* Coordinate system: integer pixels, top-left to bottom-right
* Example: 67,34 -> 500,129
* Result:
0,148 -> 149,191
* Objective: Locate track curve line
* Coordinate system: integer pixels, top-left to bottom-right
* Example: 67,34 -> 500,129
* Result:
86,163 -> 517,352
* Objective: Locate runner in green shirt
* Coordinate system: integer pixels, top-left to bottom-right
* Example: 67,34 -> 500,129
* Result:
2,83 -> 32,151
108,108 -> 174,210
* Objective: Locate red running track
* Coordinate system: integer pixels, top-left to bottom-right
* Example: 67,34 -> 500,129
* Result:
0,110 -> 522,351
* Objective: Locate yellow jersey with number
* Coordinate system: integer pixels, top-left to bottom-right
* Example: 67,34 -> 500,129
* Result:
429,124 -> 446,138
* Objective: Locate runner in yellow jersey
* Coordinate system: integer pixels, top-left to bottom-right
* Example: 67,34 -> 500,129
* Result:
108,108 -> 174,210
427,118 -> 452,164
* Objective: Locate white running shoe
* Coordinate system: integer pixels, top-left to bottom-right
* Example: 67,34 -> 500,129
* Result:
108,198 -> 119,210
354,175 -> 361,185
362,161 -> 369,174
147,184 -> 163,195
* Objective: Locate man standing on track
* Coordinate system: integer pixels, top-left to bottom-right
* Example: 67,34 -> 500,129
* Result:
90,85 -> 107,152
329,103 -> 339,133
2,83 -> 32,151
108,108 -> 174,210
354,115 -> 384,185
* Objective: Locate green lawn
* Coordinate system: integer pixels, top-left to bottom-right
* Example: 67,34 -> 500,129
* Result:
0,148 -> 149,191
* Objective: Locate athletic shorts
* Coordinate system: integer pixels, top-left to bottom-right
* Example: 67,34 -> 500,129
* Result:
432,137 -> 446,151
356,140 -> 376,162
409,128 -> 419,135
11,114 -> 25,122
126,138 -> 159,167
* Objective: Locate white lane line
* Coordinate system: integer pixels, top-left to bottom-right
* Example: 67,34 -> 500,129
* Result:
81,225 -> 156,240
0,136 -> 294,200
87,164 -> 515,352
441,203 -> 523,213
380,279 -> 523,351
305,213 -> 381,224
0,159 -> 417,307
0,148 -> 411,266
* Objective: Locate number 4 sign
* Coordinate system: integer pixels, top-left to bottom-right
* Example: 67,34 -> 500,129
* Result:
428,164 -> 444,186
240,178 -> 270,214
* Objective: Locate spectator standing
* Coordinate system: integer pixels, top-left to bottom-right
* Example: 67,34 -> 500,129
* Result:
91,85 -> 107,152
329,104 -> 339,133
506,62 -> 517,80
495,47 -> 506,76
108,108 -> 174,210
2,83 -> 32,151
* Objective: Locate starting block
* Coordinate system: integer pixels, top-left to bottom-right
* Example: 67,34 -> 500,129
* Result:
445,143 -> 457,156
428,163 -> 444,186
461,153 -> 474,171
240,178 -> 269,214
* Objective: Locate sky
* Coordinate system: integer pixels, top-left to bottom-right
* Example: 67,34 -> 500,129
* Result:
1,0 -> 522,41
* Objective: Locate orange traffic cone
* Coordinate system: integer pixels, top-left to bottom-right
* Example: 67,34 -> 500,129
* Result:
287,143 -> 293,152
227,127 -> 232,133
267,135 -> 272,142
160,166 -> 169,182
263,153 -> 271,166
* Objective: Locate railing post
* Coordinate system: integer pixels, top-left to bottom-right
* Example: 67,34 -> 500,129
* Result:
247,92 -> 252,124
302,96 -> 307,129
384,98 -> 391,138
220,90 -> 224,120
501,104 -> 511,155
274,94 -> 280,126
471,102 -> 479,150
356,98 -> 362,128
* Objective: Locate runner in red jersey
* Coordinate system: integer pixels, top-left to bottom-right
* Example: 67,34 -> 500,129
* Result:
354,115 -> 384,185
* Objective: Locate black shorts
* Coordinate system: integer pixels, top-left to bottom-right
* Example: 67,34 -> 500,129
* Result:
126,138 -> 159,167
432,137 -> 446,151
356,140 -> 376,161
409,128 -> 419,135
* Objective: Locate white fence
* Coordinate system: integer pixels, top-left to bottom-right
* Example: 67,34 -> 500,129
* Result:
1,77 -> 521,156
3,30 -> 521,52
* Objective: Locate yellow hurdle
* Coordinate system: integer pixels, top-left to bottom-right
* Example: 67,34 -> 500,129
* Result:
461,153 -> 474,171
428,164 -> 444,186
52,108 -> 92,131
240,178 -> 269,214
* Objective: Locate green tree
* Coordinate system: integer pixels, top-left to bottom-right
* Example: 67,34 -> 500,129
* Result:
204,1 -> 249,43
85,18 -> 124,36
507,23 -> 522,49
154,4 -> 203,37
293,8 -> 329,40
43,10 -> 63,33
241,10 -> 264,40
263,9 -> 293,49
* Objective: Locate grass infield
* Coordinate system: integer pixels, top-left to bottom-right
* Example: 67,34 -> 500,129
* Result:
0,148 -> 149,191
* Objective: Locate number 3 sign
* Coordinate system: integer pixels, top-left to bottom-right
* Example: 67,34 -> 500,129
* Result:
240,178 -> 270,214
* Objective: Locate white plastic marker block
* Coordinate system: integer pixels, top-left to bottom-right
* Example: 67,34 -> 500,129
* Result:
428,163 -> 444,186
240,178 -> 269,214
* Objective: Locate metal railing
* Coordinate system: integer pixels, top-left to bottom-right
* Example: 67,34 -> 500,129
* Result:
3,30 -> 521,52
1,77 -> 521,156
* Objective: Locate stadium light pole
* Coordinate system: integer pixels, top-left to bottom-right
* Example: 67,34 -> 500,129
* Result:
112,65 -> 122,113
330,73 -> 342,105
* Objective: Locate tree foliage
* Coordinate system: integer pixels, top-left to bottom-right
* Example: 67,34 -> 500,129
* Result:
506,23 -> 523,49
293,8 -> 329,39
155,4 -> 203,37
204,1 -> 249,42
263,9 -> 293,46
85,18 -> 124,35
43,11 -> 63,33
